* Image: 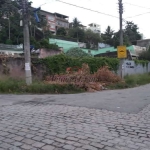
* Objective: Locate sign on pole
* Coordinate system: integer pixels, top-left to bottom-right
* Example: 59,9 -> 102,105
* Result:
117,46 -> 127,59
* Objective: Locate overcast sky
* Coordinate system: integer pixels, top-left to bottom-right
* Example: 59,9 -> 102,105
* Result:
31,0 -> 150,39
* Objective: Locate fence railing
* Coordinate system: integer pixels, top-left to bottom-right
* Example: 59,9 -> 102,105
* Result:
0,44 -> 23,49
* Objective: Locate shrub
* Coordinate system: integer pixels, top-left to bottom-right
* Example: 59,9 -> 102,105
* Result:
65,47 -> 92,58
39,54 -> 119,75
6,39 -> 12,44
40,39 -> 59,50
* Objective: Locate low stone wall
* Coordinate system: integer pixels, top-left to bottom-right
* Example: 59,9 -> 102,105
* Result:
0,58 -> 150,80
0,57 -> 45,80
38,49 -> 62,58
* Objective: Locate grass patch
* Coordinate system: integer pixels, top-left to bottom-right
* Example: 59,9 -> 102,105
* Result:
0,78 -> 84,94
108,73 -> 150,89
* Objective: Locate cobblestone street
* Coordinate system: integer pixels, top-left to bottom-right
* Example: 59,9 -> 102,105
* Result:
0,101 -> 150,150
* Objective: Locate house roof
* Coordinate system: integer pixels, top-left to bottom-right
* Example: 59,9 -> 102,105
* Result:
49,38 -> 136,56
40,10 -> 68,18
54,13 -> 68,18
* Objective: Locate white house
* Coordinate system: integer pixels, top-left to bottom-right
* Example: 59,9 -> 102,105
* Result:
88,23 -> 101,35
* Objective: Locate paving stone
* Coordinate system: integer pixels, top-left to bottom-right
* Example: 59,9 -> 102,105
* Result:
52,141 -> 64,148
135,142 -> 147,147
79,140 -> 90,145
13,136 -> 24,141
21,144 -> 34,150
82,145 -> 98,150
22,139 -> 36,145
105,146 -> 117,150
2,138 -> 14,143
42,145 -> 55,150
1,101 -> 150,150
42,139 -> 54,144
127,144 -> 139,149
63,144 -> 76,150
66,137 -> 79,142
0,143 -> 12,149
54,138 -> 66,143
101,141 -> 114,147
32,136 -> 44,141
32,142 -> 45,148
90,142 -> 104,149
25,134 -> 35,138
13,141 -> 23,147
73,142 -> 83,147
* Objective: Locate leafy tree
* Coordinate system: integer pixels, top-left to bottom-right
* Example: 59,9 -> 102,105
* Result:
124,21 -> 142,43
57,27 -> 67,36
101,26 -> 114,46
112,31 -> 131,48
72,17 -> 81,28
65,47 -> 92,58
68,28 -> 85,42
85,29 -> 101,49
0,0 -> 50,44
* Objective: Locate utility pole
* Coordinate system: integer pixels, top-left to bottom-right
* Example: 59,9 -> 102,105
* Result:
22,0 -> 32,85
8,18 -> 10,40
119,0 -> 123,45
118,0 -> 124,78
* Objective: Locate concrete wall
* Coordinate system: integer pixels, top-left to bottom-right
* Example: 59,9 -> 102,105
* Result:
0,58 -> 46,80
0,58 -> 149,80
38,48 -> 62,58
122,60 -> 150,77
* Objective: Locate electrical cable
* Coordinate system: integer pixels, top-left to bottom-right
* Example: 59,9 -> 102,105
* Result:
124,2 -> 150,10
126,12 -> 150,19
55,0 -> 119,19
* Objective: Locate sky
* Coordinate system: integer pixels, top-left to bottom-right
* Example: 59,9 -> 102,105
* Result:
31,0 -> 150,39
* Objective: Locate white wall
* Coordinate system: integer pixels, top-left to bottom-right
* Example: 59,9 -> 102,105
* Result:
122,60 -> 150,77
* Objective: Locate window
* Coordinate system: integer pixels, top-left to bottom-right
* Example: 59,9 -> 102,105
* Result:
48,16 -> 54,21
51,25 -> 55,29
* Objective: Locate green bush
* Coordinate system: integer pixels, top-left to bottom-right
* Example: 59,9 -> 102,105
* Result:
37,54 -> 119,75
40,39 -> 59,50
65,47 -> 92,58
6,39 -> 12,44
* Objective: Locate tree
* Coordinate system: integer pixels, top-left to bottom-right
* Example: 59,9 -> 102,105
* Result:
65,47 -> 92,58
68,28 -> 85,42
112,30 -> 131,48
72,17 -> 81,28
57,27 -> 67,36
0,0 -> 21,44
85,29 -> 101,49
124,21 -> 142,43
0,0 -> 50,44
101,26 -> 114,46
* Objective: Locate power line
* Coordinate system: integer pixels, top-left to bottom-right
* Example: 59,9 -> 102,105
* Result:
55,0 -> 119,19
126,11 -> 150,19
124,2 -> 150,10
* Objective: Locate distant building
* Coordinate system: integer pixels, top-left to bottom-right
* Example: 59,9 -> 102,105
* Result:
88,23 -> 101,34
40,10 -> 69,34
137,39 -> 150,50
98,43 -> 111,49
